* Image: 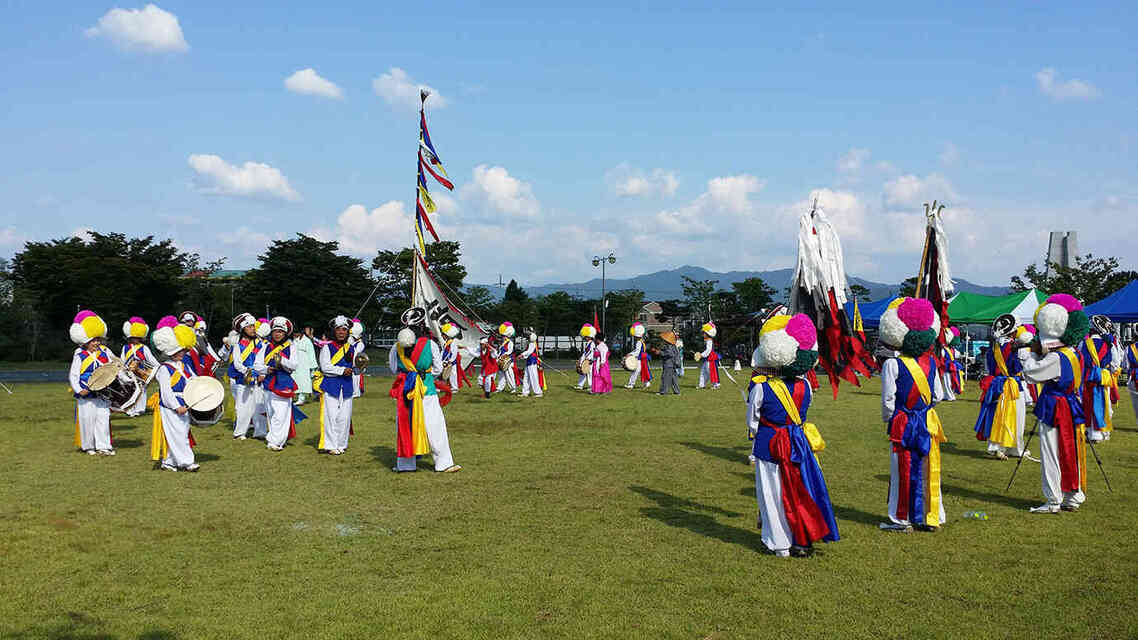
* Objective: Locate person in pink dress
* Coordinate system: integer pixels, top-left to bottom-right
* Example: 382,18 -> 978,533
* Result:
590,333 -> 613,394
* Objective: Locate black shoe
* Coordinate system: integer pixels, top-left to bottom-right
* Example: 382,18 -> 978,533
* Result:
789,544 -> 813,557
914,524 -> 940,533
484,391 -> 491,399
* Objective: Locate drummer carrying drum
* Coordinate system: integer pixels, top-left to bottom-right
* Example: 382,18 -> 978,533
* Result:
68,310 -> 115,456
150,316 -> 205,472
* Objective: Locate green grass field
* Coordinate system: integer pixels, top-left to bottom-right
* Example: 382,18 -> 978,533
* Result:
1,370 -> 1136,639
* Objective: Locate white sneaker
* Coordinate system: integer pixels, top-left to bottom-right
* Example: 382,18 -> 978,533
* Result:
86,450 -> 97,456
184,463 -> 201,472
1029,503 -> 1059,514
233,435 -> 246,441
267,444 -> 283,451
624,385 -> 634,389
773,549 -> 790,558
160,463 -> 177,471
96,449 -> 115,456
332,449 -> 344,455
712,384 -> 720,389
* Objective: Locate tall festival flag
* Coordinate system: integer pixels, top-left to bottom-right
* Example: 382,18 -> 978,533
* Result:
410,90 -> 485,353
788,197 -> 877,397
914,200 -> 954,351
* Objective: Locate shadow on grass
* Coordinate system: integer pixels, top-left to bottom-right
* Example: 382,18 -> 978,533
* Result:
630,485 -> 762,552
678,441 -> 750,465
5,611 -> 180,639
941,483 -> 1036,510
939,441 -> 991,460
112,438 -> 144,449
195,453 -> 221,462
369,445 -> 397,467
832,504 -> 883,527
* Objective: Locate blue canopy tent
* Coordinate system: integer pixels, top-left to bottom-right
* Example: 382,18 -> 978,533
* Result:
843,296 -> 900,330
1085,280 -> 1138,322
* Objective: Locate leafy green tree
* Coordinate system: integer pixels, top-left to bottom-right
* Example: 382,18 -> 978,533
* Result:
503,279 -> 529,303
462,286 -> 496,317
681,276 -> 718,321
535,290 -> 579,336
372,241 -> 468,319
9,233 -> 195,358
898,276 -> 918,297
241,234 -> 374,331
1010,253 -> 1135,304
604,289 -> 645,338
731,277 -> 776,312
849,283 -> 871,300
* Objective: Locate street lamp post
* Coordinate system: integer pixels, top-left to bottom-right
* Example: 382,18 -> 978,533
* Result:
591,252 -> 617,334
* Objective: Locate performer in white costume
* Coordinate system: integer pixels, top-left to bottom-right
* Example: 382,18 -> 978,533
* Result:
120,316 -> 159,417
68,310 -> 114,455
150,319 -> 201,472
697,322 -> 721,389
291,326 -> 317,405
519,329 -> 544,398
495,322 -> 518,393
227,313 -> 260,440
625,322 -> 651,389
256,316 -> 300,451
576,324 -> 596,390
317,315 -> 364,455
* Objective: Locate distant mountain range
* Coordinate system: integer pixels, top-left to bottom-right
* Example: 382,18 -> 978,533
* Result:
471,265 -> 1008,302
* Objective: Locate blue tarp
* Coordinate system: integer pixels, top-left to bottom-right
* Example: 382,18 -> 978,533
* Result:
1085,280 -> 1138,322
844,295 -> 900,330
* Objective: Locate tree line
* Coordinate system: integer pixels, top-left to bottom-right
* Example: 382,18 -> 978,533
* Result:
1,231 -> 1132,361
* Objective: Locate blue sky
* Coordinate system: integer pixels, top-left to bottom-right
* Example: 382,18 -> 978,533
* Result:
1,1 -> 1134,289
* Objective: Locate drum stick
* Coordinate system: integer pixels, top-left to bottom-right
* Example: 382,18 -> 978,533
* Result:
0,380 -> 13,394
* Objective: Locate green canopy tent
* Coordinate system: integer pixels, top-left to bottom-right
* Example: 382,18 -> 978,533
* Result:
947,289 -> 1048,326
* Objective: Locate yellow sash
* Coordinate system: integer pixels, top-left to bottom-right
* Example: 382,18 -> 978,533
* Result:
899,356 -> 947,526
266,340 -> 291,362
397,345 -> 431,456
238,338 -> 256,363
312,341 -> 352,394
991,342 -> 1011,377
763,377 -> 825,453
124,344 -> 143,361
150,366 -> 184,461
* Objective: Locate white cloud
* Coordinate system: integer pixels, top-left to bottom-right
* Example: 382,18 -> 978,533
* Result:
607,164 -> 679,198
882,173 -> 956,208
218,225 -> 281,259
311,202 -> 416,256
459,165 -> 539,218
71,228 -> 94,242
187,154 -> 301,202
838,148 -> 871,173
85,4 -> 188,53
284,68 -> 344,100
703,174 -> 763,214
372,67 -> 446,111
1035,68 -> 1100,101
939,143 -> 960,167
0,227 -> 29,250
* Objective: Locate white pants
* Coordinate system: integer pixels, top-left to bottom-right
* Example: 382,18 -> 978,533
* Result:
252,385 -> 268,438
887,450 -> 946,526
395,395 -> 456,471
482,371 -> 494,393
76,396 -> 112,451
755,459 -> 793,553
266,393 -> 293,448
626,365 -> 648,388
698,362 -> 717,388
576,367 -> 592,389
940,373 -> 956,402
445,364 -> 459,390
496,367 -> 517,392
158,405 -> 195,468
987,389 -> 1027,456
232,383 -> 257,437
521,364 -> 543,397
1038,420 -> 1086,507
320,392 -> 353,451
